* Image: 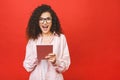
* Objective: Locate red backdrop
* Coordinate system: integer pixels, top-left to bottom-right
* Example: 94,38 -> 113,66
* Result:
0,0 -> 120,80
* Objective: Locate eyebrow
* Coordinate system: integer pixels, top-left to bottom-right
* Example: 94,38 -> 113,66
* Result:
40,17 -> 51,18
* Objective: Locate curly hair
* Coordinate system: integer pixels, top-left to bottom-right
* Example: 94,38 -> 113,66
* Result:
26,4 -> 63,40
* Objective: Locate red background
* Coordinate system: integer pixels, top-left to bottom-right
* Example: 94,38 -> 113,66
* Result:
0,0 -> 120,80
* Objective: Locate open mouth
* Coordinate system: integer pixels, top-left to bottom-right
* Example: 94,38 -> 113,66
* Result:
42,25 -> 48,31
42,25 -> 48,28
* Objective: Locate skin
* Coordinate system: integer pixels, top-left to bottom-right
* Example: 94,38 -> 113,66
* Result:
39,12 -> 52,35
39,12 -> 56,64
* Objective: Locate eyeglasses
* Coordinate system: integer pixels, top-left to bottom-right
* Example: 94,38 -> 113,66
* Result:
39,17 -> 52,24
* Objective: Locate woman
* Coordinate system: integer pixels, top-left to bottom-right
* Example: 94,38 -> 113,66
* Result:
23,4 -> 70,80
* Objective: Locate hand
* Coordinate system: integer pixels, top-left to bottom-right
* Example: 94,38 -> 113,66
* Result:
45,53 -> 56,64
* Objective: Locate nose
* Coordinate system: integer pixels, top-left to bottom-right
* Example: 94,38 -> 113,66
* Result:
43,20 -> 47,24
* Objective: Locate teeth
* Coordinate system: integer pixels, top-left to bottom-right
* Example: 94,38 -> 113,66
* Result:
42,26 -> 48,28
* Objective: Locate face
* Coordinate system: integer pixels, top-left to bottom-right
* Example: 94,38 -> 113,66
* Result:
39,12 -> 52,34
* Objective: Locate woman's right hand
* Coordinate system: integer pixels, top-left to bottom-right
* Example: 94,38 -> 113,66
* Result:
45,53 -> 56,64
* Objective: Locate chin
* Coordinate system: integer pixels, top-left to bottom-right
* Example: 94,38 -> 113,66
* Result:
42,31 -> 49,34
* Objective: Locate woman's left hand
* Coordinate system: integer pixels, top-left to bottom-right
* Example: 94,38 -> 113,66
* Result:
45,53 -> 56,64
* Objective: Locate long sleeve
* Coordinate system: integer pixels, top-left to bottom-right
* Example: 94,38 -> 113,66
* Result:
23,40 -> 38,72
55,35 -> 71,73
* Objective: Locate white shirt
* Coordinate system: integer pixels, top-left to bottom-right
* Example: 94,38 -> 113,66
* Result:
23,34 -> 71,80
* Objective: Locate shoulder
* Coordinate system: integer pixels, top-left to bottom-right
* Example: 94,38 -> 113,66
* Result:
60,34 -> 65,37
27,39 -> 37,46
60,34 -> 66,39
54,33 -> 66,39
58,34 -> 67,43
54,33 -> 65,38
28,39 -> 35,43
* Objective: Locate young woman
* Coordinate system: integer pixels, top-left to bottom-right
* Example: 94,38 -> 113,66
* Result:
23,4 -> 71,80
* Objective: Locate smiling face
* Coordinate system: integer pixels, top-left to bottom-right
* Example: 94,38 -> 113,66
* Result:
39,12 -> 52,35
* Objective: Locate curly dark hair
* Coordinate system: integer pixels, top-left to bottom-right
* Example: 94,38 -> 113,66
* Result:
26,4 -> 63,40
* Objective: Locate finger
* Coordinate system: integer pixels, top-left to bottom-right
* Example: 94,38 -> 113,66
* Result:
48,53 -> 55,56
48,58 -> 54,62
48,58 -> 56,64
44,55 -> 50,59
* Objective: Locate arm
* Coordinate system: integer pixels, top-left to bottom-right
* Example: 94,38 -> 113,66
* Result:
23,40 -> 38,72
55,35 -> 71,73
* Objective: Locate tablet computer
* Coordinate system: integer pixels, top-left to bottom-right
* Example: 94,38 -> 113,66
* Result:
36,45 -> 53,61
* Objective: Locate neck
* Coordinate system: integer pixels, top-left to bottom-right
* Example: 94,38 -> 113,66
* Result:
42,32 -> 52,37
